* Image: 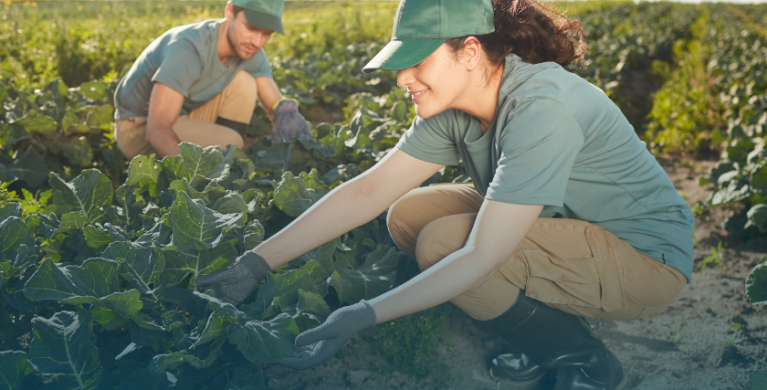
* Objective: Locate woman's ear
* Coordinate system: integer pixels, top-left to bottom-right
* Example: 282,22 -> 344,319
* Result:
461,36 -> 483,71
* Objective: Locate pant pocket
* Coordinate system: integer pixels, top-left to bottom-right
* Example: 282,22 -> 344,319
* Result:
520,226 -> 627,312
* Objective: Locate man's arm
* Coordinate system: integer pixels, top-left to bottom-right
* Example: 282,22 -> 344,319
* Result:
255,76 -> 281,118
146,82 -> 185,158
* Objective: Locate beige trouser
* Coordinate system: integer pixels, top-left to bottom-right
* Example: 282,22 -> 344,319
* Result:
115,70 -> 257,160
387,184 -> 687,321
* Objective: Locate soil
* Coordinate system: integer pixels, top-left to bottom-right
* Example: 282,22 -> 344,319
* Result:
257,160 -> 767,390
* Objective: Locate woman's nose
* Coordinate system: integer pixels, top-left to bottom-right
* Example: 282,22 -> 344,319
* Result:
397,68 -> 415,89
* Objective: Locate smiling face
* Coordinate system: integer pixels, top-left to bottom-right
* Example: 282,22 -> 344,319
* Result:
225,7 -> 273,60
396,43 -> 472,119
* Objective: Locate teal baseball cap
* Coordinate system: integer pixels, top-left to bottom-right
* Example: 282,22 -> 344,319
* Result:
363,0 -> 495,73
231,0 -> 285,35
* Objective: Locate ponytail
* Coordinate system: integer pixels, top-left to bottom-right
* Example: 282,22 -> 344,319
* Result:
446,0 -> 586,68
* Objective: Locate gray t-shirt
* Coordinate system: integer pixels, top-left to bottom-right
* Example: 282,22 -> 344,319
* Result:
114,19 -> 272,121
396,53 -> 695,281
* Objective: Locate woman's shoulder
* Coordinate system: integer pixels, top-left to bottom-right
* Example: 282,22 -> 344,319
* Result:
501,54 -> 601,105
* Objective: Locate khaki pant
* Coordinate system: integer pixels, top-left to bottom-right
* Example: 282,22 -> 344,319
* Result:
115,70 -> 257,160
387,184 -> 687,321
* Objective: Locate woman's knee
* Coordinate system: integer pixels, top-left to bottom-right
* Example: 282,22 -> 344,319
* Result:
414,214 -> 475,271
386,188 -> 433,258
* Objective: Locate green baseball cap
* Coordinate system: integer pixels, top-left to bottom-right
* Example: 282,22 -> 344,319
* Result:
231,0 -> 285,35
363,0 -> 495,73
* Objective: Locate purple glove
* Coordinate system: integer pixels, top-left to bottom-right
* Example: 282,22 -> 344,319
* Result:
272,99 -> 311,144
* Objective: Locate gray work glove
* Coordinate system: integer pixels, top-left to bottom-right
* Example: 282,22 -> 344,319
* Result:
272,99 -> 311,144
277,300 -> 377,370
196,251 -> 271,305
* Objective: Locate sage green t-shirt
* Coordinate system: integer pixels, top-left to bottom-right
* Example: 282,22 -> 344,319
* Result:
114,19 -> 272,121
396,54 -> 695,281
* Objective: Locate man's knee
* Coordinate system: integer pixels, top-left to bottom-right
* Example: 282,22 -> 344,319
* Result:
220,131 -> 244,150
228,71 -> 257,105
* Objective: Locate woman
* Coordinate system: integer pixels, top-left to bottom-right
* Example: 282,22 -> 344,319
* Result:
198,0 -> 693,389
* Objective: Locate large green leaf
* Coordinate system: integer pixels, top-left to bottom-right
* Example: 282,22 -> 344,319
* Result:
746,259 -> 767,305
13,110 -> 56,133
252,268 -> 317,313
162,242 -> 237,287
24,258 -> 119,302
0,217 -> 33,262
49,170 -> 114,223
190,313 -> 226,349
64,290 -> 143,318
79,80 -> 109,101
227,313 -> 299,364
102,241 -> 165,294
329,246 -> 398,305
0,203 -> 21,220
169,191 -> 246,251
126,155 -> 162,186
162,143 -> 230,183
0,350 -> 28,390
147,351 -> 205,374
273,172 -> 325,217
4,147 -> 49,188
29,310 -> 102,390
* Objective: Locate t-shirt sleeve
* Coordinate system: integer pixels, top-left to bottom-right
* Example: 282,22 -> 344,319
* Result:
486,98 -> 584,206
151,39 -> 202,97
247,49 -> 273,79
395,111 -> 460,165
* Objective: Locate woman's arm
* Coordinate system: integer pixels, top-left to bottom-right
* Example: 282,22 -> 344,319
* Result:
255,148 -> 444,270
368,199 -> 543,323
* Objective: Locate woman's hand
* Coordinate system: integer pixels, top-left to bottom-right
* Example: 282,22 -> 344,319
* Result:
278,300 -> 377,370
196,251 -> 272,305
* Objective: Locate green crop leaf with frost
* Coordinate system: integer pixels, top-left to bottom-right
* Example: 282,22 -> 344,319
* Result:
28,311 -> 102,390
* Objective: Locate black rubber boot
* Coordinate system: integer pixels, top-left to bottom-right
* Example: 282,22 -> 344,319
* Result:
482,294 -> 628,390
215,117 -> 248,135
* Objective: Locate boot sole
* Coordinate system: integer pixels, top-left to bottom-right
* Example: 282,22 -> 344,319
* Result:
489,367 -> 550,386
614,370 -> 630,390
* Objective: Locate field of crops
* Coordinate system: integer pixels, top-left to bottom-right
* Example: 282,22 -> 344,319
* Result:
1,1 -> 767,389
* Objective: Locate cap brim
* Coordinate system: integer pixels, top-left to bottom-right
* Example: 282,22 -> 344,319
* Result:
362,39 -> 445,73
243,9 -> 285,35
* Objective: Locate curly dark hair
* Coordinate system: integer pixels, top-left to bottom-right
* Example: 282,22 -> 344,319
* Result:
446,0 -> 586,68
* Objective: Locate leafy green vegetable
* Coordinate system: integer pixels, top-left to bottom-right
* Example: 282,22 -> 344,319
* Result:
0,350 -> 29,390
28,310 -> 102,390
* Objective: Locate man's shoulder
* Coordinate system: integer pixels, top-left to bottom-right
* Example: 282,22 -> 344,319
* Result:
155,19 -> 220,51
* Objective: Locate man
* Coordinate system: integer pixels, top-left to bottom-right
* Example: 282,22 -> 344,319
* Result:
113,0 -> 310,159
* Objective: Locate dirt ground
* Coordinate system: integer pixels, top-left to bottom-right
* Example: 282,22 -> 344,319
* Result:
257,161 -> 767,390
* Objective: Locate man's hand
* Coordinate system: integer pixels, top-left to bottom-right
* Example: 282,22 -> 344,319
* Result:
272,99 -> 311,144
196,251 -> 272,305
277,300 -> 377,370
146,82 -> 184,158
